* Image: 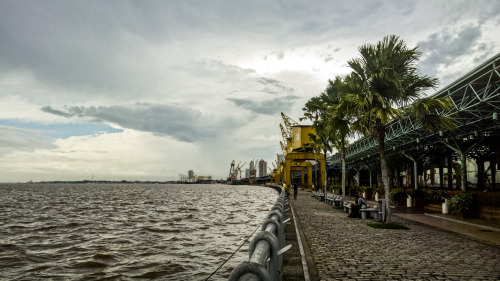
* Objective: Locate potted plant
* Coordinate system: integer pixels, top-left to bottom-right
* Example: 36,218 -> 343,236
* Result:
362,186 -> 374,200
407,189 -> 426,208
390,188 -> 407,206
450,192 -> 477,218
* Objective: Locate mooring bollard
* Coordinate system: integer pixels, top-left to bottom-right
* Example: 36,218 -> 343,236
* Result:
229,187 -> 289,281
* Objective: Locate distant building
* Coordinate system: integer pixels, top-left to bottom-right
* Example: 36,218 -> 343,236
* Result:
258,160 -> 267,177
188,170 -> 194,179
245,169 -> 250,179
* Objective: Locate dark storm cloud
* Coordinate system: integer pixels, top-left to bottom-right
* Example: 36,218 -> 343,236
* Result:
257,77 -> 294,94
41,103 -> 234,142
40,106 -> 74,118
226,95 -> 299,115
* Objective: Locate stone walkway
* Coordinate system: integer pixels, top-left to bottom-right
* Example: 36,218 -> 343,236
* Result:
285,191 -> 500,281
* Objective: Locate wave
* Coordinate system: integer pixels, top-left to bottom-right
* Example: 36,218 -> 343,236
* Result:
142,226 -> 182,233
0,183 -> 278,280
93,253 -> 116,261
131,260 -> 187,278
73,260 -> 108,268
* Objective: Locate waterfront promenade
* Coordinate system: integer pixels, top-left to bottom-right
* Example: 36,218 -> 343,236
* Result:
282,191 -> 500,280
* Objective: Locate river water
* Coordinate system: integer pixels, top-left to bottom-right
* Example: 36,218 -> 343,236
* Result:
0,183 -> 278,280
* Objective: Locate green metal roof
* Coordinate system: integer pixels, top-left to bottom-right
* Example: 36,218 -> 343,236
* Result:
330,53 -> 500,166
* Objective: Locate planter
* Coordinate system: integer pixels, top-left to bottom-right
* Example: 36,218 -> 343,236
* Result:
407,195 -> 413,208
442,199 -> 449,214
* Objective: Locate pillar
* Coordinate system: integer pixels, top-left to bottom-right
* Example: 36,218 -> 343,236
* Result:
402,151 -> 419,190
301,169 -> 305,188
439,156 -> 444,189
307,165 -> 313,191
447,153 -> 453,190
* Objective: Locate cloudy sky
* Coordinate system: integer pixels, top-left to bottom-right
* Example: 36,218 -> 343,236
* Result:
1,0 -> 499,182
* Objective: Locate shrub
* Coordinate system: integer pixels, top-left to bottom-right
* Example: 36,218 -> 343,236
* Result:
330,184 -> 342,192
390,188 -> 407,202
348,185 -> 362,196
363,186 -> 375,198
450,192 -> 476,216
374,186 -> 385,196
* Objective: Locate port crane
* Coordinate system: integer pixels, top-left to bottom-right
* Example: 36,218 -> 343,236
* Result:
228,160 -> 246,181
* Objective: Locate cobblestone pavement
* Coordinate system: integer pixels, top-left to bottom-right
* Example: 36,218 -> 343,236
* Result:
289,191 -> 500,281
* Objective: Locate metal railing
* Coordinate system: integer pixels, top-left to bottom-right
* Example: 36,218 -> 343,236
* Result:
229,188 -> 289,281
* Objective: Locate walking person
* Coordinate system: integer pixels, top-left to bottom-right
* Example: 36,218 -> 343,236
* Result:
293,184 -> 298,200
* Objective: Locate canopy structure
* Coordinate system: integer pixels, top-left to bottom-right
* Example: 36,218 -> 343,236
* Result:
330,53 -> 500,167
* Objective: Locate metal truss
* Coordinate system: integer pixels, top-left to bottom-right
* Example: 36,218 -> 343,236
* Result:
330,53 -> 500,166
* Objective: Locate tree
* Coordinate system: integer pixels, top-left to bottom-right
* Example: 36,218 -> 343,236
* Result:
342,35 -> 455,221
325,76 -> 353,201
302,86 -> 342,193
311,117 -> 334,194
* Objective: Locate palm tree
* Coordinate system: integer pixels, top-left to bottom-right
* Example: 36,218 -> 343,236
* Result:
326,76 -> 354,201
311,117 -> 335,194
343,35 -> 455,221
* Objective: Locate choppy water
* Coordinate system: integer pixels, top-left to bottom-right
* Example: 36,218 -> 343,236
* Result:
0,183 -> 278,280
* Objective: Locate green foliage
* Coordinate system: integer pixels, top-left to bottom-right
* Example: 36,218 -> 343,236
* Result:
329,184 -> 342,192
347,185 -> 361,195
374,187 -> 385,196
331,184 -> 342,190
362,186 -> 375,196
390,188 -> 407,202
450,192 -> 474,213
367,222 -> 410,230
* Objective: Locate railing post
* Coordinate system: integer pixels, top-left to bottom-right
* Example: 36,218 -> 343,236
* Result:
228,185 -> 288,281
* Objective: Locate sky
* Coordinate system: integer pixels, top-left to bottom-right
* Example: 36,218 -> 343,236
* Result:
1,0 -> 499,182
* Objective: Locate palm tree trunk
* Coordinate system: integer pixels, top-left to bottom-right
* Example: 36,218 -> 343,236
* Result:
314,148 -> 318,192
341,137 -> 346,201
323,148 -> 328,197
375,123 -> 391,221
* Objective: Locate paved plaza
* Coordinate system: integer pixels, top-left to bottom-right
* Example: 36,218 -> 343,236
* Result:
283,191 -> 500,281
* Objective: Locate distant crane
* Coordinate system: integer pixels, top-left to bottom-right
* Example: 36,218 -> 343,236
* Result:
236,161 -> 246,180
228,160 -> 246,181
228,160 -> 236,181
178,174 -> 188,182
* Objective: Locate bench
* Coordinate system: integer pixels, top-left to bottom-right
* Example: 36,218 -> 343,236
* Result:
343,202 -> 352,214
343,199 -> 386,221
325,195 -> 334,205
359,205 -> 380,220
325,195 -> 344,206
333,198 -> 344,206
359,199 -> 386,222
315,193 -> 325,201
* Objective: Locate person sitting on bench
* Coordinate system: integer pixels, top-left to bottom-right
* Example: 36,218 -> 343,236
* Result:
348,193 -> 367,218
